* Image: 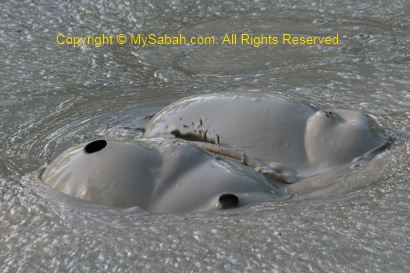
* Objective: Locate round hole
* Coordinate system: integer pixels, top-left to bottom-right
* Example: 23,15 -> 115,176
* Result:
84,140 -> 107,154
219,193 -> 239,209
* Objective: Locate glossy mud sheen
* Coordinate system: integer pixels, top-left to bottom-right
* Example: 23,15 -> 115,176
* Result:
144,94 -> 388,177
1,0 -> 410,272
40,94 -> 388,213
40,138 -> 283,213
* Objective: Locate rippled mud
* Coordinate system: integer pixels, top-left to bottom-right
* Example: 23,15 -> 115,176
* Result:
1,0 -> 410,272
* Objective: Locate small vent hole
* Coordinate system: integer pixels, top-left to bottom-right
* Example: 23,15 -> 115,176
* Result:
219,193 -> 239,209
84,140 -> 107,154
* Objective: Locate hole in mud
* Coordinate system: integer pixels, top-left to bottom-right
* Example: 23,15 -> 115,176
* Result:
219,193 -> 239,209
84,140 -> 107,154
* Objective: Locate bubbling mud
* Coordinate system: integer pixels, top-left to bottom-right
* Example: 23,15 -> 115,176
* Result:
40,93 -> 389,213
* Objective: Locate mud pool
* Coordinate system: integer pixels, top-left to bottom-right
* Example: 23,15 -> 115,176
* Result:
1,0 -> 410,272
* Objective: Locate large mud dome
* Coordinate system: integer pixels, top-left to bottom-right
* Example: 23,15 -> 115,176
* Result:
39,93 -> 389,213
1,0 -> 410,272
